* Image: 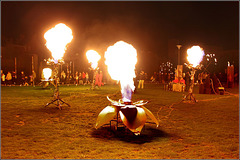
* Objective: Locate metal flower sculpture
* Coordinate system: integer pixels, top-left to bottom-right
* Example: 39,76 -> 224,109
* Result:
95,41 -> 159,135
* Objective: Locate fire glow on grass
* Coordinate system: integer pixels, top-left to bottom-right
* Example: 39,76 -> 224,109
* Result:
43,68 -> 52,81
187,46 -> 205,67
44,23 -> 73,63
105,41 -> 137,102
86,50 -> 101,70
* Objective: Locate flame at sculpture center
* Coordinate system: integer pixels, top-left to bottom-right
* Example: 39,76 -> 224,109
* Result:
105,41 -> 137,102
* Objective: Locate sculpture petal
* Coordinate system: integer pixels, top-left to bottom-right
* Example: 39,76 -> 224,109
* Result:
119,106 -> 147,134
141,106 -> 159,127
95,106 -> 118,129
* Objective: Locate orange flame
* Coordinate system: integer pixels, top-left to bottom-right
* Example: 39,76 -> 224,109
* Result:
86,50 -> 101,70
105,41 -> 137,102
44,23 -> 73,62
187,46 -> 204,67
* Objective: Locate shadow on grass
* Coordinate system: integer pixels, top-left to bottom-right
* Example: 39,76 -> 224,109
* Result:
28,105 -> 71,114
91,125 -> 171,144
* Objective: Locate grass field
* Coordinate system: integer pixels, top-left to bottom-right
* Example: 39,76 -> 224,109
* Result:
1,83 -> 239,159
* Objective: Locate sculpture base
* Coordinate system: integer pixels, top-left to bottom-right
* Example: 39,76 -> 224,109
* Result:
182,92 -> 198,103
45,97 -> 70,110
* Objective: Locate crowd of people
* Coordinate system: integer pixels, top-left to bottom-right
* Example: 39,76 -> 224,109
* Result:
58,70 -> 104,88
148,70 -> 230,94
1,70 -> 36,86
1,67 -> 237,95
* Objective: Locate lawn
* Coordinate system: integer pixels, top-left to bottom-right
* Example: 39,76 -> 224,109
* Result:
1,83 -> 239,159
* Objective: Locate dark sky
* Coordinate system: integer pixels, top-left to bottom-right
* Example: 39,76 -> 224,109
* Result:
1,1 -> 239,73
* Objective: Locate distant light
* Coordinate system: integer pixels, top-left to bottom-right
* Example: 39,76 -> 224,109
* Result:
43,68 -> 52,80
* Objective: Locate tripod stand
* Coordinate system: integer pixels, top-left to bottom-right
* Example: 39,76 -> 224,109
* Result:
182,68 -> 198,103
45,62 -> 70,110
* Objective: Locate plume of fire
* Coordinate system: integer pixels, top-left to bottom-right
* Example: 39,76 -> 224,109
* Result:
105,41 -> 137,102
187,46 -> 204,67
43,68 -> 52,80
86,50 -> 101,70
44,23 -> 73,63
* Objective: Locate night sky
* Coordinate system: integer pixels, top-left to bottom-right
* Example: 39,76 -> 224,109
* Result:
1,1 -> 239,73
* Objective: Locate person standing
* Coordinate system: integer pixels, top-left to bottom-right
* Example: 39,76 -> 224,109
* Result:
95,70 -> 100,87
20,71 -> 25,86
98,70 -> 104,87
204,73 -> 211,94
85,72 -> 89,85
32,71 -> 36,86
79,72 -> 83,85
82,72 -> 86,84
6,71 -> 12,86
75,71 -> 79,85
185,72 -> 190,92
1,70 -> 6,86
138,70 -> 145,89
12,71 -> 17,85
212,73 -> 219,94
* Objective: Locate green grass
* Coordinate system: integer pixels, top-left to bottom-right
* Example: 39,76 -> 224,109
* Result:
1,83 -> 239,159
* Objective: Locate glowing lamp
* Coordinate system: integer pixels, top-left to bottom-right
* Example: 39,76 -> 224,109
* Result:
43,68 -> 52,81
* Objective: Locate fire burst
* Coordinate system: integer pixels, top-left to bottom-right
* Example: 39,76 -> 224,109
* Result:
187,46 -> 204,68
95,41 -> 159,135
44,23 -> 73,63
86,50 -> 101,70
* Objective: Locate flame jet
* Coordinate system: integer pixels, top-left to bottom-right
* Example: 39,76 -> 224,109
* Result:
95,41 -> 159,135
187,46 -> 205,68
44,23 -> 73,63
86,50 -> 101,70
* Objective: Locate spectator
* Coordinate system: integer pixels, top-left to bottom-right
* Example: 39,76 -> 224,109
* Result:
82,72 -> 86,84
98,70 -> 104,87
138,70 -> 145,89
6,71 -> 12,86
212,73 -> 219,94
204,73 -> 211,94
24,75 -> 29,86
85,72 -> 89,85
185,72 -> 190,92
95,70 -> 100,86
75,71 -> 79,85
12,71 -> 17,85
79,72 -> 83,85
32,71 -> 36,86
20,71 -> 25,86
1,70 -> 6,86
61,71 -> 66,84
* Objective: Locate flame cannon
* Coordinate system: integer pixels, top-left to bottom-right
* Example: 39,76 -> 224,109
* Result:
183,46 -> 204,103
95,41 -> 159,135
43,23 -> 73,109
86,50 -> 101,90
